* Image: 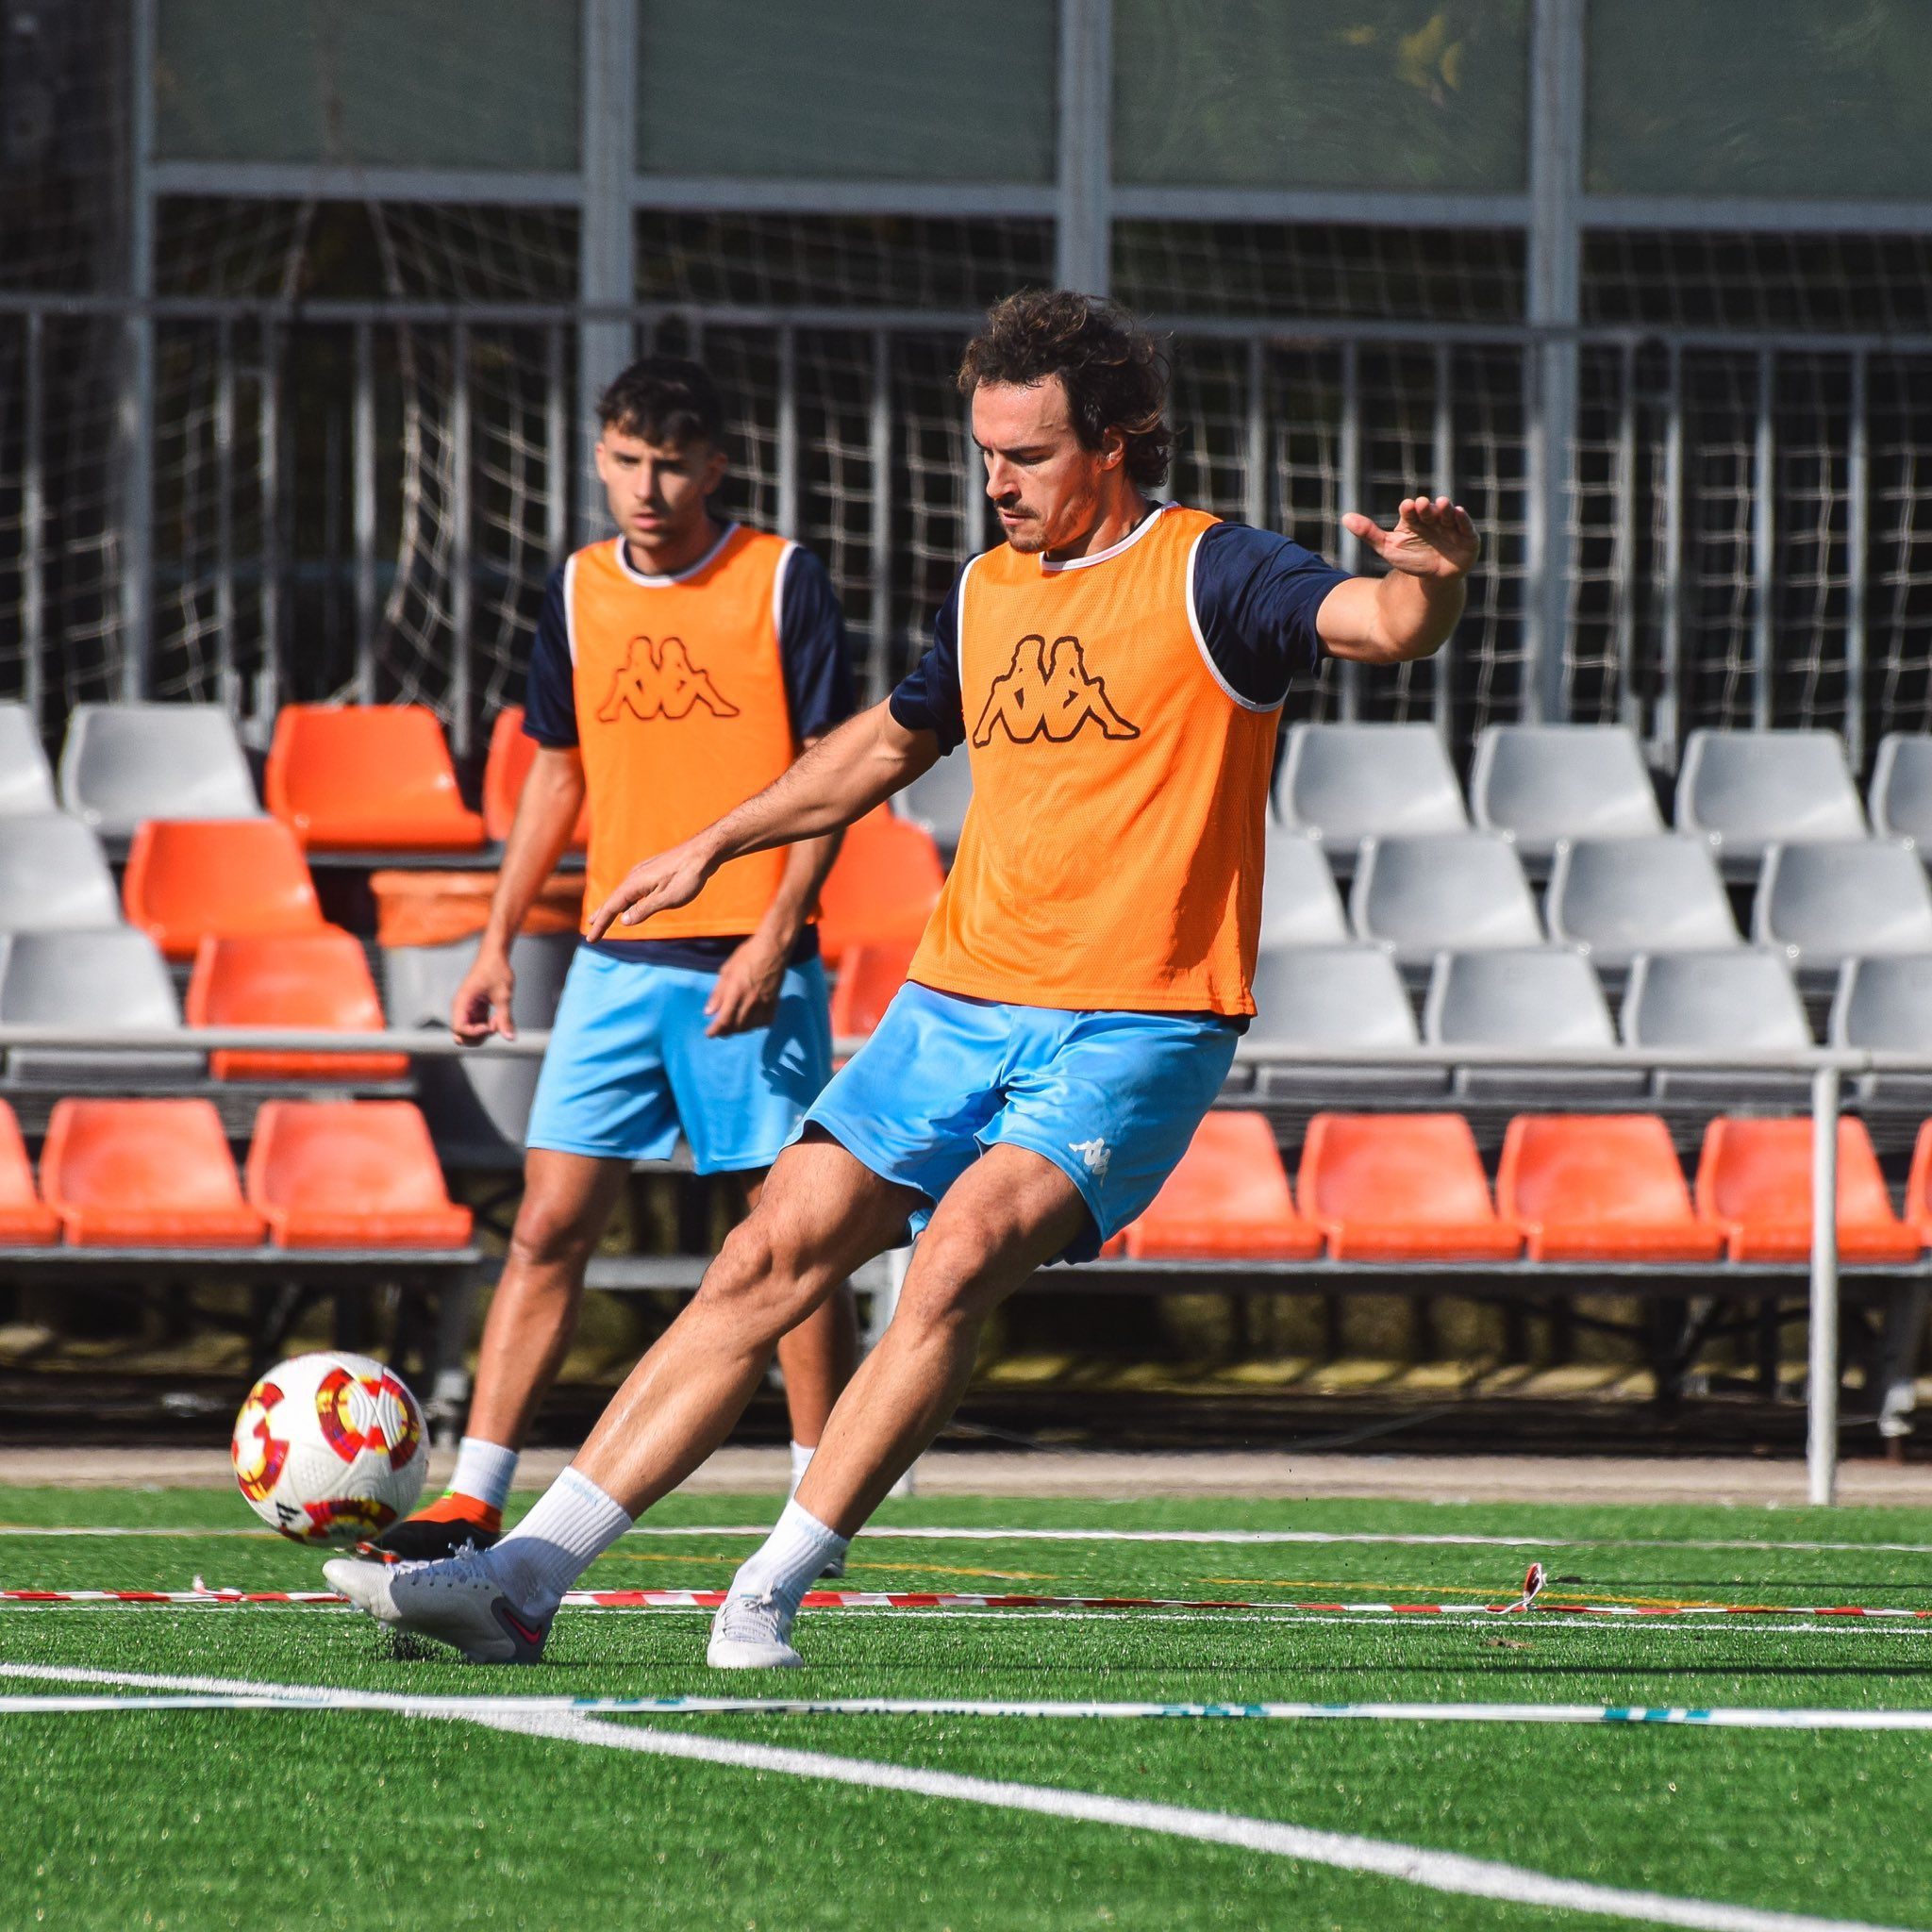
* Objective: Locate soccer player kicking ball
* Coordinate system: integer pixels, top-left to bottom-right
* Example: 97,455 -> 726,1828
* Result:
328,291 -> 1475,1662
369,356 -> 859,1562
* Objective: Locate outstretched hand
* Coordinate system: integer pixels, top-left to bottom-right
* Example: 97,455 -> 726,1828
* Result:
585,837 -> 716,941
1341,495 -> 1479,581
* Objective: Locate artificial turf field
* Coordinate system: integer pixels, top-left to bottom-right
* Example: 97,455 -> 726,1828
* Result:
5,1485 -> 1932,1930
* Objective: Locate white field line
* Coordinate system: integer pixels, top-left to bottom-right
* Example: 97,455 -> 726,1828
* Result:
10,1521 -> 1932,1558
0,1663 -> 1914,1932
7,1682 -> 1932,1732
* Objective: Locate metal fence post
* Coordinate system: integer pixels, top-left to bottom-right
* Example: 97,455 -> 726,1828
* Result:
120,0 -> 158,703
1338,340 -> 1363,721
1752,348 -> 1776,732
1056,0 -> 1113,294
774,325 -> 799,541
868,329 -> 895,701
1525,0 -> 1584,726
1845,349 -> 1868,769
448,323 -> 473,757
1653,344 -> 1686,767
1807,1066 -> 1842,1507
578,0 -> 636,544
257,318 -> 282,729
352,321 -> 377,705
20,313 -> 44,730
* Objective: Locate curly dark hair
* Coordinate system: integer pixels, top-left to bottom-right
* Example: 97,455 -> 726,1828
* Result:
957,290 -> 1173,489
595,356 -> 724,448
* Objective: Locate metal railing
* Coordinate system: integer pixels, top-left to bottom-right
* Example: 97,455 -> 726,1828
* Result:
3,1022 -> 1926,1507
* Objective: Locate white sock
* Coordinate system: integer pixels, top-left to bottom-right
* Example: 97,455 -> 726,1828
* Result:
727,1499 -> 848,1611
788,1441 -> 815,1498
486,1467 -> 631,1617
448,1437 -> 518,1512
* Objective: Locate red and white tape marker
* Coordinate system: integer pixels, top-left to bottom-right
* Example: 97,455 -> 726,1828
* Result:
7,1571 -> 1932,1623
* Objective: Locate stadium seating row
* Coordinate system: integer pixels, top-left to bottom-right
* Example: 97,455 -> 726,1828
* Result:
5,918 -> 1927,1124
0,803 -> 941,971
0,1097 -> 471,1249
8,704 -> 1926,869
1256,823 -> 1932,973
11,805 -> 1929,1017
5,1094 -> 1924,1270
832,940 -> 1932,1106
1,700 -> 488,849
0,925 -> 391,1085
1114,1109 -> 1932,1266
1278,723 -> 1932,865
885,722 -> 1932,871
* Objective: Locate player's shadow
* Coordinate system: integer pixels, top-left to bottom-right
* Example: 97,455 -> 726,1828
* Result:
376,1630 -> 594,1669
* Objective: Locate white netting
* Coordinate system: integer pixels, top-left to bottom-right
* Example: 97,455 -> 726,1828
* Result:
1113,221 -> 1526,325
1868,356 -> 1932,743
0,0 -> 133,724
355,204 -> 577,743
13,177 -> 1932,781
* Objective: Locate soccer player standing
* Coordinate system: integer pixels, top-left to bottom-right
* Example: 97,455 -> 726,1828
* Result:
372,357 -> 858,1559
332,293 -> 1475,1656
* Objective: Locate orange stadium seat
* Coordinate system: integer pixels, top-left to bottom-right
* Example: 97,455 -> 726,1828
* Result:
1497,1115 -> 1722,1263
41,1098 -> 264,1247
246,1101 -> 473,1249
266,705 -> 486,851
829,940 -> 918,1042
1695,1116 -> 1921,1264
1908,1123 -> 1932,1247
186,932 -> 408,1082
123,818 -> 327,962
1298,1113 -> 1521,1261
0,1101 -> 59,1246
816,807 -> 944,966
1124,1110 -> 1322,1260
482,708 -> 588,847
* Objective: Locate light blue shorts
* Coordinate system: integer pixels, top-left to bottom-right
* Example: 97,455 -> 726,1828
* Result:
802,981 -> 1239,1263
526,946 -> 832,1174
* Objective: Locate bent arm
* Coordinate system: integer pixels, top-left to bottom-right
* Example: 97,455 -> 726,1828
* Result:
587,701 -> 938,940
1313,493 -> 1477,666
1313,570 -> 1465,666
746,731 -> 847,954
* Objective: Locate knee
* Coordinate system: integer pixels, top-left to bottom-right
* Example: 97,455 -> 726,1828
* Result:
693,1213 -> 813,1330
892,1228 -> 1001,1332
508,1187 -> 601,1274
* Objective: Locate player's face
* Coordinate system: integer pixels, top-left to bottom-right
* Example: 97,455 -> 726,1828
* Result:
974,378 -> 1124,557
594,427 -> 726,550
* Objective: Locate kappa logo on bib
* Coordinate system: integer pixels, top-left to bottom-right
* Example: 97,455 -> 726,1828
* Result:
972,633 -> 1140,748
596,635 -> 741,724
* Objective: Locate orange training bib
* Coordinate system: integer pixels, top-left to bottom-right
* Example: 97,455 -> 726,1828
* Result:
909,504 -> 1277,1017
564,526 -> 801,941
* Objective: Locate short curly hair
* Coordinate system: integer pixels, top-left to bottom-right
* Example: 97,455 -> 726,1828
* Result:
957,290 -> 1173,489
595,356 -> 724,448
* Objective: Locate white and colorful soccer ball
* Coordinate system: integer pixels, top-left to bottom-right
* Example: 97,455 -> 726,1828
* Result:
230,1351 -> 427,1544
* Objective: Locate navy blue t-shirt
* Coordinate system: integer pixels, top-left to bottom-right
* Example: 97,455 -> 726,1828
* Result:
525,529 -> 857,971
889,514 -> 1348,753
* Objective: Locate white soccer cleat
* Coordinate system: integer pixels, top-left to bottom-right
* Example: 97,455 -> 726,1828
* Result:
324,1549 -> 551,1665
707,1589 -> 804,1670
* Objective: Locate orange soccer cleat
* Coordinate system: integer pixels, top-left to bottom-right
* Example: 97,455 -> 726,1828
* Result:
360,1490 -> 504,1562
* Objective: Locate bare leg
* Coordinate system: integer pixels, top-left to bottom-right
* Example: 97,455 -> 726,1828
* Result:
465,1149 -> 629,1449
574,1131 -> 920,1514
733,1170 -> 858,1447
794,1145 -> 1088,1535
